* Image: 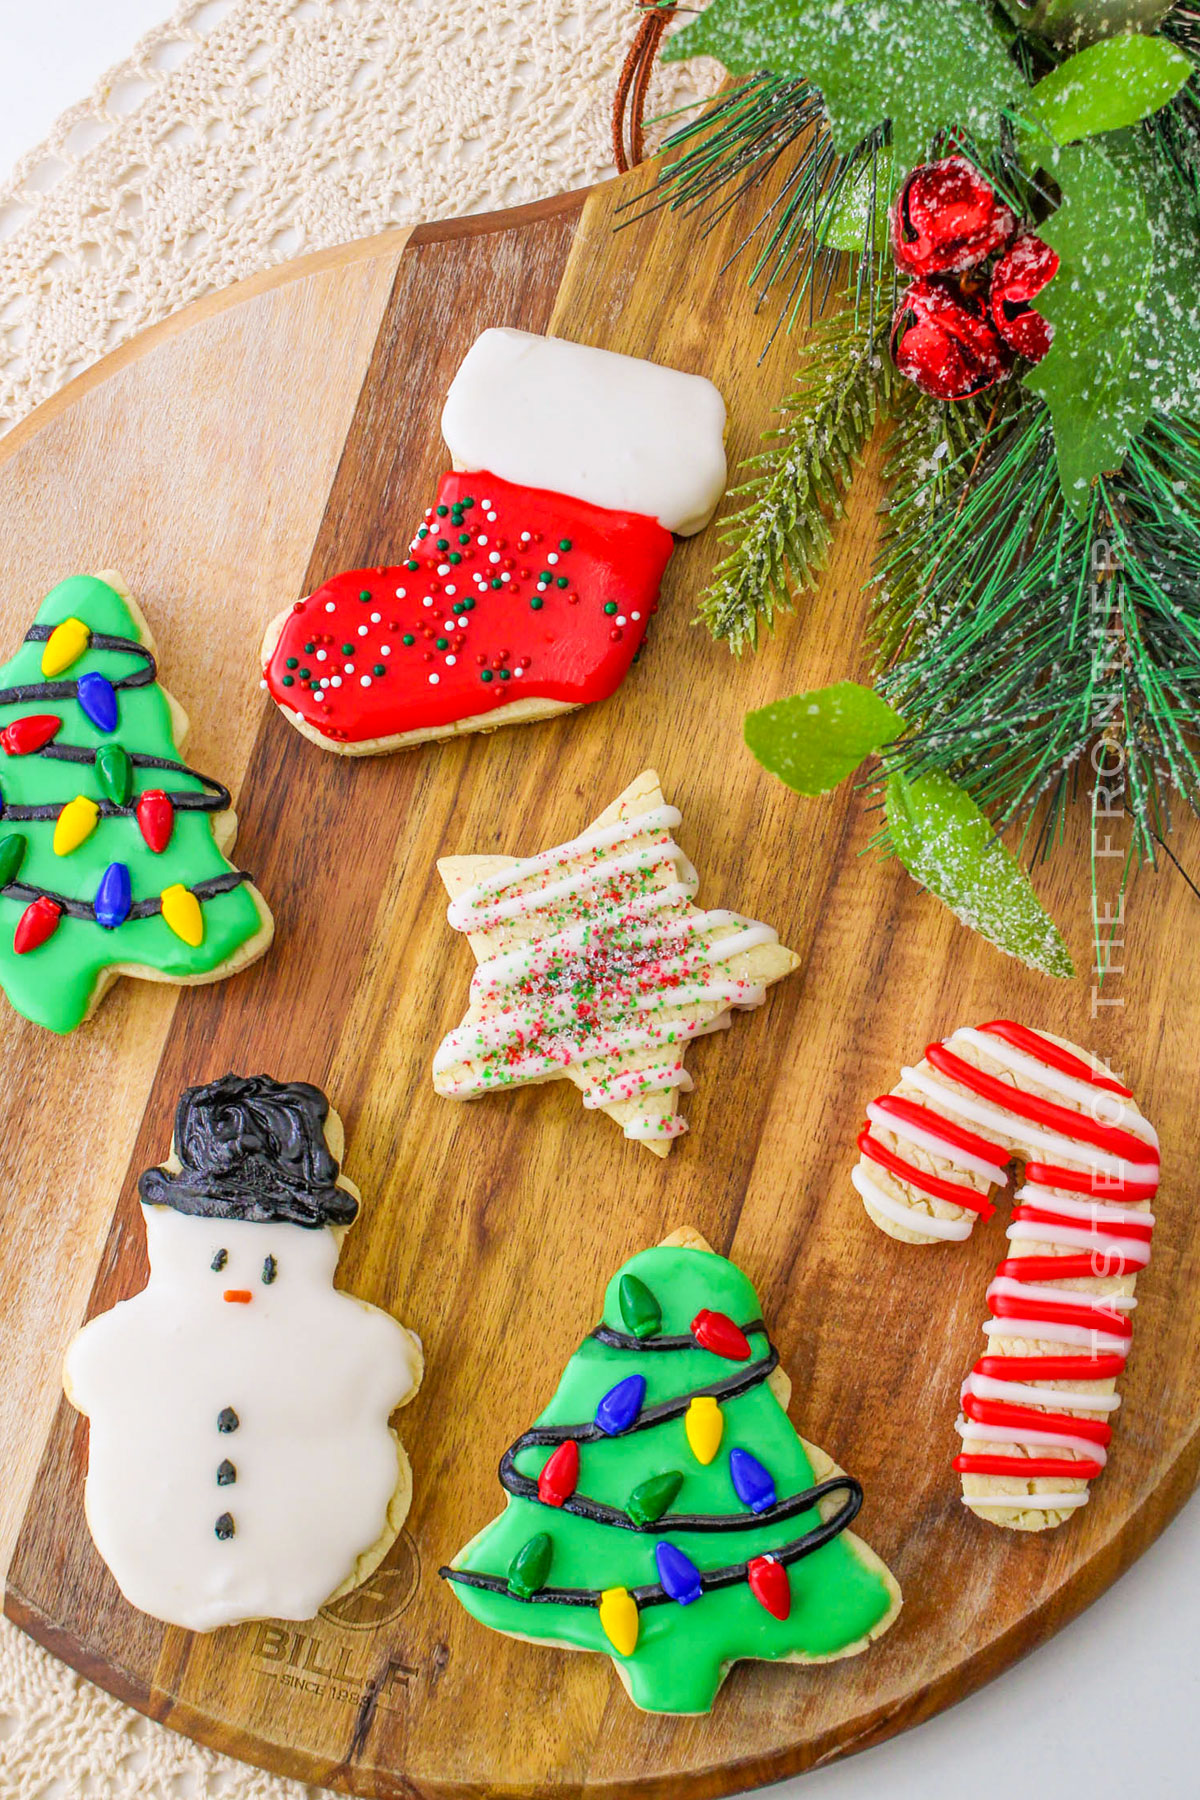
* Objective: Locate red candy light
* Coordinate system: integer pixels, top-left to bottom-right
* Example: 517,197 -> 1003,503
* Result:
136,788 -> 174,852
747,1554 -> 791,1621
14,895 -> 64,954
1,714 -> 61,756
537,1440 -> 580,1507
691,1309 -> 752,1361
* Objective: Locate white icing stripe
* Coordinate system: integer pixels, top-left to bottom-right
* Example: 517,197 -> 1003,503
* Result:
1006,1220 -> 1152,1265
963,1490 -> 1090,1510
581,1063 -> 693,1108
963,1370 -> 1122,1414
982,1317 -> 1130,1352
952,1027 -> 1159,1148
956,1419 -> 1108,1465
447,806 -> 684,928
470,884 -> 695,990
986,1275 -> 1137,1314
1014,1184 -> 1156,1226
899,1064 -> 1159,1181
865,1101 -> 1002,1184
623,1114 -> 689,1141
850,1165 -> 975,1240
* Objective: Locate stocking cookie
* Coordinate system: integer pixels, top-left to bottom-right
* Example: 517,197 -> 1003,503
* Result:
441,1231 -> 900,1715
261,329 -> 727,753
64,1075 -> 423,1631
0,572 -> 273,1033
854,1020 -> 1158,1529
433,769 -> 800,1153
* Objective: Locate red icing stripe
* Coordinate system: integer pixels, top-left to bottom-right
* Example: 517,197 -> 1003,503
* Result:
953,1452 -> 1105,1480
1012,1203 -> 1154,1244
925,1042 -> 1157,1166
995,1253 -> 1143,1282
263,469 -> 673,745
987,1292 -> 1132,1339
962,1393 -> 1113,1446
869,1093 -> 1009,1167
1024,1160 -> 1158,1201
856,1129 -> 996,1217
973,1353 -> 1127,1381
976,1020 -> 1133,1097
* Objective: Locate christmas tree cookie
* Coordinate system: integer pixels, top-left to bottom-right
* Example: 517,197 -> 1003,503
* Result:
64,1074 -> 424,1632
441,1231 -> 901,1715
261,328 -> 727,753
433,769 -> 800,1153
854,1020 -> 1158,1531
0,573 -> 273,1033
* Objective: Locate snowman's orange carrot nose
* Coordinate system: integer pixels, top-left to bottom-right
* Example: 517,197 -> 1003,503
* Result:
223,1290 -> 253,1304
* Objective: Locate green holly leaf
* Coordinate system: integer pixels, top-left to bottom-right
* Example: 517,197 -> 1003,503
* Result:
1026,33 -> 1192,146
1026,139 -> 1200,517
818,150 -> 895,251
744,681 -> 906,796
664,0 -> 1023,167
885,768 -> 1075,978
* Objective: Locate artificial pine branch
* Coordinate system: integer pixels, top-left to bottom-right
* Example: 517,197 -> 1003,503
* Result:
699,285 -> 895,654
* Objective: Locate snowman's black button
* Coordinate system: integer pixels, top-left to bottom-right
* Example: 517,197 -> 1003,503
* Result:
217,1408 -> 239,1433
217,1460 -> 237,1486
215,1513 -> 235,1540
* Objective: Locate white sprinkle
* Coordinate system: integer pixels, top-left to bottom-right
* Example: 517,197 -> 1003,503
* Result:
445,584 -> 456,595
482,499 -> 492,508
631,611 -> 641,621
443,619 -> 456,632
381,644 -> 392,655
513,666 -> 524,677
395,586 -> 406,599
324,601 -> 336,612
477,534 -> 488,547
370,611 -> 381,623
423,596 -> 434,608
486,511 -> 497,522
344,662 -> 355,673
259,677 -> 267,689
357,624 -> 368,636
520,531 -> 531,543
547,552 -> 559,565
437,564 -> 450,576
489,551 -> 501,564
331,675 -> 342,688
429,673 -> 440,685
499,571 -> 510,582
445,654 -> 457,667
616,615 -> 626,627
316,649 -> 327,661
459,615 -> 470,627
360,675 -> 372,688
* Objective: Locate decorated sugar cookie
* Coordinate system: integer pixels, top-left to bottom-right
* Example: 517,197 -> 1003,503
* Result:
433,769 -> 800,1153
0,573 -> 273,1033
261,328 -> 727,753
441,1231 -> 900,1715
63,1075 -> 423,1632
854,1020 -> 1158,1530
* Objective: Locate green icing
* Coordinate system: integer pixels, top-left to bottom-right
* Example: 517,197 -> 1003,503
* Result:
0,576 -> 265,1033
447,1245 -> 896,1714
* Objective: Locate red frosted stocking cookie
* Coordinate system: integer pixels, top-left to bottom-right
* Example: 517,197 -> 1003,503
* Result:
854,1020 -> 1158,1530
261,329 -> 727,754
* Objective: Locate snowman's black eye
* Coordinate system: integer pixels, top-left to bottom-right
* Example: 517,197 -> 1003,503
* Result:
211,1249 -> 228,1273
262,1255 -> 278,1285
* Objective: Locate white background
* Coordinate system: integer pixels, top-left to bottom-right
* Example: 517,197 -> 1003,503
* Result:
1,5 -> 1198,1799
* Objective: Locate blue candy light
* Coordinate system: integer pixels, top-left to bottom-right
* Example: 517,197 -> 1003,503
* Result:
594,1373 -> 646,1437
77,672 -> 118,734
94,862 -> 132,929
654,1540 -> 702,1606
729,1446 -> 777,1514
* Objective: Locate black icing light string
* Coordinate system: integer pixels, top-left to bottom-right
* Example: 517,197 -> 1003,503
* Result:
0,619 -> 251,948
439,1280 -> 864,1653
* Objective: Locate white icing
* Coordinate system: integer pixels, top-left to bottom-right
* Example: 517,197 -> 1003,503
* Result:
982,1316 -> 1130,1352
953,1027 -> 1159,1147
986,1274 -> 1137,1313
623,1114 -> 689,1142
440,328 -> 727,535
580,1061 -> 693,1109
64,1206 -> 421,1633
866,1099 -> 1004,1183
963,1491 -> 1090,1510
1006,1220 -> 1152,1266
1014,1184 -> 1156,1226
850,1165 -> 975,1240
956,1419 -> 1108,1465
963,1370 -> 1122,1414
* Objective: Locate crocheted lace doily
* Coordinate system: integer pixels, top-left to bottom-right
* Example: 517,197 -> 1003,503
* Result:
0,3 -> 718,1796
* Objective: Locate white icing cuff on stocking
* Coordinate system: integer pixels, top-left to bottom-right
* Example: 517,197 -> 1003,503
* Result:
440,328 -> 727,535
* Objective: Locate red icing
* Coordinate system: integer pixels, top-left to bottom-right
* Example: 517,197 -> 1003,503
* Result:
746,1555 -> 791,1620
263,470 -> 674,744
924,1042 -> 1158,1166
962,1393 -> 1112,1447
14,895 -> 63,954
690,1310 -> 752,1361
985,1291 -> 1132,1341
869,1093 -> 1008,1167
976,1019 -> 1133,1098
973,1354 -> 1127,1382
537,1440 -> 579,1507
1011,1203 -> 1153,1244
1024,1161 -> 1158,1203
856,1127 -> 996,1217
1,714 -> 61,756
137,789 -> 174,853
953,1452 -> 1105,1480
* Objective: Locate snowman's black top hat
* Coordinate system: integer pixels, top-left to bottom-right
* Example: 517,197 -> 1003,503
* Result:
138,1074 -> 359,1229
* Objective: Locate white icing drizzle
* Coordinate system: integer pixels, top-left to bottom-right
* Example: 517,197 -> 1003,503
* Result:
981,1316 -> 1131,1352
951,1028 -> 1158,1147
865,1100 -> 1003,1183
851,1164 -> 975,1240
580,1061 -> 693,1109
1013,1184 -> 1155,1230
963,1491 -> 1090,1510
985,1275 -> 1137,1313
1006,1220 -> 1152,1266
956,1420 -> 1109,1466
963,1369 -> 1122,1415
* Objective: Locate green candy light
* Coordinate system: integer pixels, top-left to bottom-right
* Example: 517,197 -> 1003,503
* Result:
507,1531 -> 553,1599
618,1272 -> 661,1340
627,1469 -> 683,1527
0,832 -> 27,889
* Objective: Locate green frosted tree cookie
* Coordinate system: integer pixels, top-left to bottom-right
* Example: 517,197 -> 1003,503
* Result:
442,1238 -> 901,1714
0,573 -> 273,1033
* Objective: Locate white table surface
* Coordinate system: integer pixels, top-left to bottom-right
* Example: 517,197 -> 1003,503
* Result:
1,6 -> 1197,1799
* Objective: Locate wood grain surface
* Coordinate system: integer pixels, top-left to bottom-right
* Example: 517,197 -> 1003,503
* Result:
2,165 -> 1198,1800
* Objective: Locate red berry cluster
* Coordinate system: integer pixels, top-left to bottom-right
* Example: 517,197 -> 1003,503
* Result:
888,156 -> 1059,402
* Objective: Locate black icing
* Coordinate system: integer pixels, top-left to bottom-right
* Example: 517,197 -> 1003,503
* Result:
215,1512 -> 236,1540
138,1074 -> 357,1228
217,1408 -> 239,1434
217,1460 -> 237,1486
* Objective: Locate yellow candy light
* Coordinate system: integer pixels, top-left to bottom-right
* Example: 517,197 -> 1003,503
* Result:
598,1586 -> 639,1658
161,883 -> 203,947
53,795 -> 100,856
685,1395 -> 723,1466
41,616 -> 91,678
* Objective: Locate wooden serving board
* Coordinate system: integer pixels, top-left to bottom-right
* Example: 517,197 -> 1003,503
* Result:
2,163 -> 1199,1800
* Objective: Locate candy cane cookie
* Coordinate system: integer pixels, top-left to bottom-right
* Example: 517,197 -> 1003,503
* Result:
853,1020 -> 1158,1530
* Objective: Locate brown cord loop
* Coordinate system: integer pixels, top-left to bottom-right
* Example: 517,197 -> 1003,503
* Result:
612,3 -> 679,173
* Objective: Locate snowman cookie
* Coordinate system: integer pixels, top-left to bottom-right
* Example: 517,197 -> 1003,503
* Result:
260,328 -> 727,754
63,1074 -> 423,1631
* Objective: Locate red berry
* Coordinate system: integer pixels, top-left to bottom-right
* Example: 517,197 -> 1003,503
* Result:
891,156 -> 1015,277
891,276 -> 1013,401
989,232 -> 1059,361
